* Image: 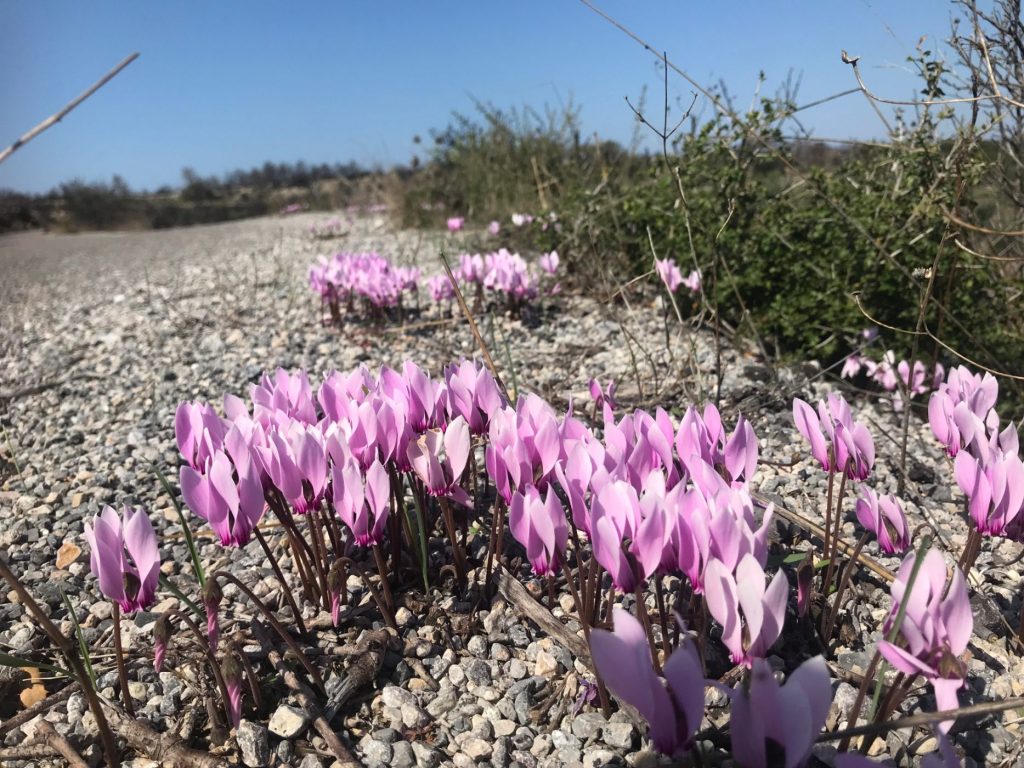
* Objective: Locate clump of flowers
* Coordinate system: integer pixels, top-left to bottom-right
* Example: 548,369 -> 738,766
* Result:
841,350 -> 944,411
309,251 -> 419,322
309,217 -> 345,239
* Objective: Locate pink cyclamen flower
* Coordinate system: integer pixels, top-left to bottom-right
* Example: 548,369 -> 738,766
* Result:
83,505 -> 160,614
954,450 -> 1024,537
590,607 -> 706,756
655,258 -> 683,292
793,394 -> 875,480
538,251 -> 559,275
841,354 -> 864,379
704,554 -> 788,666
180,441 -> 266,547
681,268 -> 701,292
447,216 -> 464,232
877,548 -> 972,733
407,416 -> 473,507
508,484 -> 568,577
488,220 -> 500,236
332,458 -> 391,546
854,487 -> 910,554
175,401 -> 229,470
726,655 -> 831,768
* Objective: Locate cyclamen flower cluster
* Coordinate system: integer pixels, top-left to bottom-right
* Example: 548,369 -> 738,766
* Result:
591,607 -> 831,763
174,360 -> 502,552
655,258 -> 701,294
308,217 -> 346,239
794,392 -> 910,555
930,365 -> 1024,540
309,251 -> 420,311
427,249 -> 560,310
842,350 -> 944,411
488,390 -> 785,667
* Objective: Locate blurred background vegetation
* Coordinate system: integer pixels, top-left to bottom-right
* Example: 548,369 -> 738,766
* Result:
3,0 -> 1021,400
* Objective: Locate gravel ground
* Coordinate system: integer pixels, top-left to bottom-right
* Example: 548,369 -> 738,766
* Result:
0,212 -> 1021,767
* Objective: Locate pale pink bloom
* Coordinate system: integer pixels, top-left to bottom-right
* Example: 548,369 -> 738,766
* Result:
704,554 -> 788,666
878,548 -> 972,733
488,220 -> 500,236
591,608 -> 706,755
655,258 -> 683,292
726,655 -> 831,768
446,216 -> 464,232
508,484 -> 568,577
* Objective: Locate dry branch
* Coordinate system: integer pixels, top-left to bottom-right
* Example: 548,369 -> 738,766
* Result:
34,720 -> 88,768
251,620 -> 373,767
102,702 -> 228,768
0,53 -> 139,165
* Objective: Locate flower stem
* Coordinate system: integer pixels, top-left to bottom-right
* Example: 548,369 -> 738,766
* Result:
213,570 -> 325,692
338,557 -> 398,632
254,527 -> 307,635
822,531 -> 871,642
110,603 -> 135,718
439,497 -> 468,590
372,543 -> 395,613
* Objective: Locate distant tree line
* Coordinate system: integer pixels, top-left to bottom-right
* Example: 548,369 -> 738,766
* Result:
0,160 -> 376,233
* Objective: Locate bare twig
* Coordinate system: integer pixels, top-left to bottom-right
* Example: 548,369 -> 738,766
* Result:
34,720 -> 88,768
0,53 -> 140,165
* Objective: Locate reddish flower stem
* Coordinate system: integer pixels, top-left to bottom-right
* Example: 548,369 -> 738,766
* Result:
254,527 -> 307,635
110,603 -> 135,718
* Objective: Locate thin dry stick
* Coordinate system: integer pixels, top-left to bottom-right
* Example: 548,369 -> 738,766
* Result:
821,695 -> 1024,743
251,620 -> 363,767
34,720 -> 88,768
0,556 -> 119,768
439,250 -> 509,401
0,53 -> 140,165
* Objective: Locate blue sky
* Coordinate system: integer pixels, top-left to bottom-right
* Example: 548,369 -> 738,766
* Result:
0,1 -> 958,194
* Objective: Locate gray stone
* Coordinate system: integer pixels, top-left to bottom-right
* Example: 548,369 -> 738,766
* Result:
583,749 -> 621,768
464,658 -> 492,685
601,721 -> 636,749
381,684 -> 418,709
267,704 -> 309,739
391,740 -> 416,768
571,712 -> 605,740
411,740 -> 442,768
236,720 -> 271,768
461,736 -> 493,760
401,702 -> 431,729
360,737 -> 393,766
467,635 -> 488,656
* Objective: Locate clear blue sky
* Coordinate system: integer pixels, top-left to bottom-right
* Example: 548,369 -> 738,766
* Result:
0,1 -> 957,194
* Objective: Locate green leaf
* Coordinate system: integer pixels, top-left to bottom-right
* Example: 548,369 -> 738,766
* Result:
59,586 -> 95,688
151,461 -> 206,588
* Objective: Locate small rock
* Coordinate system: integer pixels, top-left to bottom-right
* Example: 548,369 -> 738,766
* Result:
467,635 -> 488,656
534,649 -> 558,677
381,685 -> 418,709
462,736 -> 493,760
572,712 -> 605,740
584,748 -> 621,768
411,740 -> 442,768
268,704 -> 309,739
401,702 -> 431,729
601,722 -> 636,749
391,740 -> 416,768
361,737 -> 392,766
236,720 -> 271,767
